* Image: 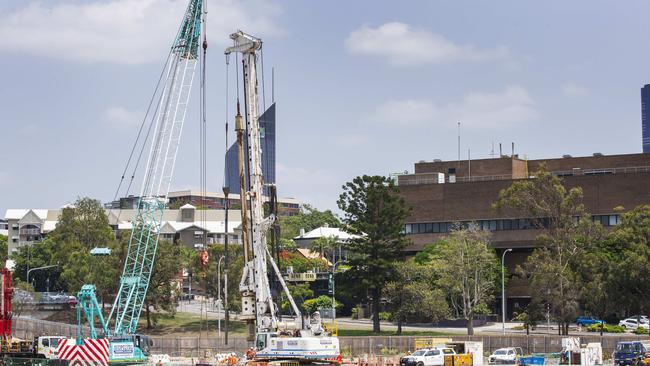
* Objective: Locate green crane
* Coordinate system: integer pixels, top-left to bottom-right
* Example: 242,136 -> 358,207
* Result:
75,0 -> 204,361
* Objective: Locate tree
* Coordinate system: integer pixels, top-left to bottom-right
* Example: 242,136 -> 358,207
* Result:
280,283 -> 313,314
12,237 -> 60,289
280,238 -> 296,252
513,300 -> 544,335
311,236 -> 337,260
337,175 -> 411,333
89,234 -> 129,309
600,205 -> 650,317
48,197 -> 116,294
144,239 -> 182,329
303,296 -> 342,315
50,198 -> 114,251
426,226 -> 498,335
0,234 -> 7,265
494,166 -> 604,334
278,205 -> 341,240
384,262 -> 449,335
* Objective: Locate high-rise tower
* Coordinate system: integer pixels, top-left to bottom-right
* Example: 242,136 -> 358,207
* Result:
225,103 -> 276,194
642,84 -> 650,152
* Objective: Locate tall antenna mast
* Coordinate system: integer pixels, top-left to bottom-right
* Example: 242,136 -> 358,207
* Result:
457,121 -> 461,170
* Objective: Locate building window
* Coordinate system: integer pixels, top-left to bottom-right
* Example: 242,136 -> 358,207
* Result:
405,214 -> 622,235
591,214 -> 620,226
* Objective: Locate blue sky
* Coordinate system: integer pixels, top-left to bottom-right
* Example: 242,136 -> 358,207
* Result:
1,0 -> 649,214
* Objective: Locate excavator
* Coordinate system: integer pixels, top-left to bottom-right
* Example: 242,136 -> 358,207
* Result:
225,31 -> 341,365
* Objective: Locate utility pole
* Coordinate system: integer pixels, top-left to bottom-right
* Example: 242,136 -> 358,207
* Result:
502,249 -> 512,334
222,185 -> 230,345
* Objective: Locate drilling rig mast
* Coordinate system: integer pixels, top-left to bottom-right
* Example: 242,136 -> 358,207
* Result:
225,31 -> 340,364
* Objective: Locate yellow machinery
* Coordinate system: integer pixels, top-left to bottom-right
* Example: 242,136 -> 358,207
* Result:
444,354 -> 473,366
414,338 -> 452,350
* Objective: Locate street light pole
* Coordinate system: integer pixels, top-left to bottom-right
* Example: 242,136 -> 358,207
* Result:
26,264 -> 59,289
502,248 -> 513,335
332,260 -> 346,323
217,255 -> 225,341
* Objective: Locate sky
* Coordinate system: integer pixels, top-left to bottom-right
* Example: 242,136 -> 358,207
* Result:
1,0 -> 649,215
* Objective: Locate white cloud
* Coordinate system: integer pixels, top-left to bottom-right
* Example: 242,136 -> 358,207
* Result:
373,86 -> 536,128
374,100 -> 436,126
104,106 -> 140,128
561,82 -> 588,97
0,0 -> 282,64
345,22 -> 510,66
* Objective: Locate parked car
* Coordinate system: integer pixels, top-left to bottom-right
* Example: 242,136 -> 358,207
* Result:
576,316 -> 604,326
628,315 -> 649,322
619,318 -> 650,330
400,347 -> 456,366
488,347 -> 522,364
614,341 -> 649,365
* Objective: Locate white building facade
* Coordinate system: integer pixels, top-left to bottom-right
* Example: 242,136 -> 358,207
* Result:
4,205 -> 243,254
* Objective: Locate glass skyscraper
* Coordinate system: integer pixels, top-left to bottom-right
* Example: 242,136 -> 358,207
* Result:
641,84 -> 650,153
225,103 -> 276,195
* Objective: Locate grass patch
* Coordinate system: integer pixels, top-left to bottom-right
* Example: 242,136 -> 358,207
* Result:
138,313 -> 247,335
337,329 -> 456,337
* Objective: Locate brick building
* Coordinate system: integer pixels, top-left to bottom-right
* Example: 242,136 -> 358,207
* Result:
397,152 -> 650,319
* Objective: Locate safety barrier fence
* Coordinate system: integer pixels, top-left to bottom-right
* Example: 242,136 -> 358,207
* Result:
13,318 -> 650,358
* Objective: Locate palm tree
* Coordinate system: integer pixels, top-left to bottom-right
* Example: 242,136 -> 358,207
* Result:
311,236 -> 337,261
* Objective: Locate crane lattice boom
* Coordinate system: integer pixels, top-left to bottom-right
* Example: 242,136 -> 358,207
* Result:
107,0 -> 203,337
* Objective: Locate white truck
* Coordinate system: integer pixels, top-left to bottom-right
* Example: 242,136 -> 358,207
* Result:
488,347 -> 522,364
35,336 -> 67,359
400,347 -> 457,366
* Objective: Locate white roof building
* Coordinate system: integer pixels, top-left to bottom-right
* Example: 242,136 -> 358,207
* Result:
294,226 -> 359,242
4,205 -> 244,254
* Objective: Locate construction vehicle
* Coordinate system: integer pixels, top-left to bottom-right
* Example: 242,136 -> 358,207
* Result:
0,266 -> 66,359
225,31 -> 341,364
405,339 -> 482,366
69,0 -> 205,364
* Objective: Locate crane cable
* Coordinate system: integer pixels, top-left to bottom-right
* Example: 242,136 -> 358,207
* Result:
197,0 -> 208,333
199,0 -> 208,248
107,49 -> 175,225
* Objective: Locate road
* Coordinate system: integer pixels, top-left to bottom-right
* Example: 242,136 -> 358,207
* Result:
176,300 -> 629,336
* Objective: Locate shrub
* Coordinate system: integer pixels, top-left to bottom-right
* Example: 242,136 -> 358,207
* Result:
341,346 -> 352,358
351,307 -> 359,320
379,312 -> 391,321
586,323 -> 625,333
303,295 -> 342,314
634,327 -> 648,335
380,347 -> 399,355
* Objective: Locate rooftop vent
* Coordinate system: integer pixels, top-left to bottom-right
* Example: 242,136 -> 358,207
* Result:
433,159 -> 442,162
562,154 -> 573,158
418,160 -> 425,163
593,152 -> 604,157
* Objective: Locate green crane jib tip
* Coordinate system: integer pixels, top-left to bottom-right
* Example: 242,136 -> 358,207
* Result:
173,0 -> 203,59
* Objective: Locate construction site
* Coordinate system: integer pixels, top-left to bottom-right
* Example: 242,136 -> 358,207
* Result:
2,1 -> 650,366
